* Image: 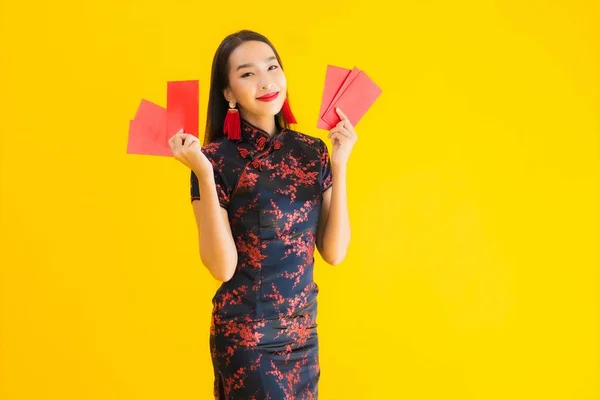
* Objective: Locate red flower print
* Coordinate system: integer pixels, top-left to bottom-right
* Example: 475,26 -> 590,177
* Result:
238,146 -> 250,158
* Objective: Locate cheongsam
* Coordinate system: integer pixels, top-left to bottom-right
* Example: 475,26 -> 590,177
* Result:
190,117 -> 333,399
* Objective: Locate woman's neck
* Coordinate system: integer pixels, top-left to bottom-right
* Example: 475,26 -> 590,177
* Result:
240,112 -> 278,137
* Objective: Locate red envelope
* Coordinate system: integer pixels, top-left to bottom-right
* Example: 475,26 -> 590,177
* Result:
127,80 -> 199,157
321,66 -> 360,122
127,118 -> 169,157
317,65 -> 382,130
317,65 -> 353,130
167,80 -> 199,138
127,99 -> 174,157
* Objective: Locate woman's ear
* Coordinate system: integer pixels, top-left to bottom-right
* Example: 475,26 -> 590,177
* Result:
223,88 -> 234,104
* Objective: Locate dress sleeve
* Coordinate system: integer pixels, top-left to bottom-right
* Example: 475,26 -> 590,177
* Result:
190,155 -> 231,209
319,138 -> 333,192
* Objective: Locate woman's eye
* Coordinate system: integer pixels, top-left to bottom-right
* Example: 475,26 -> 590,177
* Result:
241,65 -> 278,78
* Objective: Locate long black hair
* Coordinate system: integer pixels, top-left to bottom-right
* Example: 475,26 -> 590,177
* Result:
203,30 -> 292,146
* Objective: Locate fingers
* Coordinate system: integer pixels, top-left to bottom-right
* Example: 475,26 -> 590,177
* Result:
169,131 -> 200,160
336,120 -> 347,129
329,131 -> 345,144
185,136 -> 199,148
169,129 -> 184,141
168,131 -> 184,146
335,107 -> 349,122
334,108 -> 354,133
328,126 -> 352,139
169,131 -> 194,148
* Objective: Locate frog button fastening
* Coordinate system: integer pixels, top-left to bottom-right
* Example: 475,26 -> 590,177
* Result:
257,136 -> 267,151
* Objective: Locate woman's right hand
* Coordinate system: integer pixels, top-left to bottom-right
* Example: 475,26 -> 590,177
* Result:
168,129 -> 213,178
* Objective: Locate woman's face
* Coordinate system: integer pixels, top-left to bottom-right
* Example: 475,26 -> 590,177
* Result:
224,40 -> 287,120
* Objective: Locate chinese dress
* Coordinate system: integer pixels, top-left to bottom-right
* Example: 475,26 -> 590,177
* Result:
190,117 -> 333,399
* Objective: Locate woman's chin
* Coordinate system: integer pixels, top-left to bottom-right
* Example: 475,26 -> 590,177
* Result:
254,102 -> 283,115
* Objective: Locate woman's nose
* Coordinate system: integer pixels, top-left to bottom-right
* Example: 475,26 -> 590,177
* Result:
261,83 -> 274,90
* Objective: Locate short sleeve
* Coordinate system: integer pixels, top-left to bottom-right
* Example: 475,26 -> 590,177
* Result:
190,166 -> 231,209
318,138 -> 333,192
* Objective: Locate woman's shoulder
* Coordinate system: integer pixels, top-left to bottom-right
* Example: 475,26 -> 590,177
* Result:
200,136 -> 235,158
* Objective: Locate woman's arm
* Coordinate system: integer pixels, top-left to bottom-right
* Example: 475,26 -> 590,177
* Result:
191,171 -> 238,282
316,162 -> 351,265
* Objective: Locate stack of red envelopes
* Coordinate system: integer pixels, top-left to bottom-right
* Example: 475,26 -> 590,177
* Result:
317,65 -> 382,130
127,80 -> 199,157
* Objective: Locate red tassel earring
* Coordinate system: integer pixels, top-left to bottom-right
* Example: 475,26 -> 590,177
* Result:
223,101 -> 241,140
281,97 -> 297,124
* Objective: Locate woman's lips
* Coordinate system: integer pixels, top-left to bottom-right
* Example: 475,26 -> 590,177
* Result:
256,91 -> 279,102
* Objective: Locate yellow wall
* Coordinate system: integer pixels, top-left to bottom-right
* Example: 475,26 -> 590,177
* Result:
1,0 -> 598,399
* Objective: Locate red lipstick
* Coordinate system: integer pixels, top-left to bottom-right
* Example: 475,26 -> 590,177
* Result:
256,91 -> 279,102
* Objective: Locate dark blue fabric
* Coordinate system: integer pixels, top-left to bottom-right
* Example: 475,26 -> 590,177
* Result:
191,118 -> 332,399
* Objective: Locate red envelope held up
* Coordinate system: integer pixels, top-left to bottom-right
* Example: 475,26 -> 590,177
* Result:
127,99 -> 173,157
317,66 -> 353,130
127,80 -> 199,157
317,65 -> 382,130
167,80 -> 199,138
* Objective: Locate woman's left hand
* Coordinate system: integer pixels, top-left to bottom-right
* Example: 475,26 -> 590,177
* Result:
328,107 -> 358,166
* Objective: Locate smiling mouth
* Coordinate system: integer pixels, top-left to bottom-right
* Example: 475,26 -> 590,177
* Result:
256,91 -> 279,101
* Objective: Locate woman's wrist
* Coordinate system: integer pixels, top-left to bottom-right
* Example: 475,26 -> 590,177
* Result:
332,161 -> 347,174
193,168 -> 215,184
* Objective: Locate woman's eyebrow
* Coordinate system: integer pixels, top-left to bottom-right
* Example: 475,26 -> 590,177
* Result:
236,56 -> 277,71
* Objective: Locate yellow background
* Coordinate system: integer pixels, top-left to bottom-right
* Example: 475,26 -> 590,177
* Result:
1,0 -> 598,399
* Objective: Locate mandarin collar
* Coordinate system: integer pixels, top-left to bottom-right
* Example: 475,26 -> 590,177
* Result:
239,118 -> 286,152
